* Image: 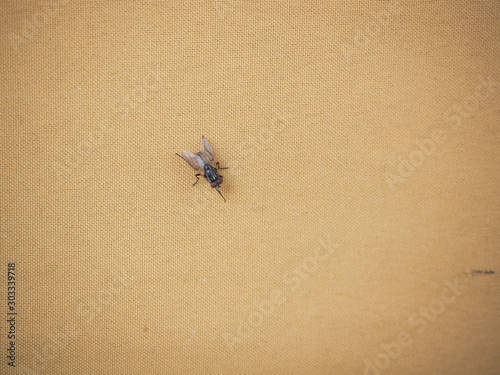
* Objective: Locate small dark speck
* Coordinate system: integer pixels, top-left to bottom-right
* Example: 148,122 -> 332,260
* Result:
470,269 -> 497,275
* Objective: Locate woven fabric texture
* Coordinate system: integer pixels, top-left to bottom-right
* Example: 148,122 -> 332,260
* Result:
1,1 -> 499,374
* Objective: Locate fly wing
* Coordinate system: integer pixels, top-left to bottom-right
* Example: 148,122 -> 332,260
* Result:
177,151 -> 204,171
200,136 -> 215,163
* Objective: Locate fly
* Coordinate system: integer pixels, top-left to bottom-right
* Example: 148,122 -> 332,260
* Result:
176,136 -> 228,202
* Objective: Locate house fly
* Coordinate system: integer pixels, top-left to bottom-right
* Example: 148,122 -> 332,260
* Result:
176,136 -> 228,202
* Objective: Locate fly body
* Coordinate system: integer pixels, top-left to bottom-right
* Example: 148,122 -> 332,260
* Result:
176,136 -> 228,202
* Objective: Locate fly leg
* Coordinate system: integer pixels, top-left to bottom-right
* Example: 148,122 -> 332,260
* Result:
216,162 -> 228,170
192,174 -> 201,186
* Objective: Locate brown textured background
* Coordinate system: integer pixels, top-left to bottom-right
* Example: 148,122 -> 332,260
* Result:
1,1 -> 499,374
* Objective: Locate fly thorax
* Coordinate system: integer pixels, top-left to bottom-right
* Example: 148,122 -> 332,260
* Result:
203,164 -> 219,183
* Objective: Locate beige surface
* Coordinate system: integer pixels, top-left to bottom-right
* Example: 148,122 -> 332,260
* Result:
1,1 -> 499,374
